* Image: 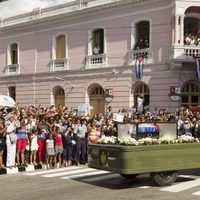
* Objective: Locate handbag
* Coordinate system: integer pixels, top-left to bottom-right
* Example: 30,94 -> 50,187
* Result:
9,133 -> 18,144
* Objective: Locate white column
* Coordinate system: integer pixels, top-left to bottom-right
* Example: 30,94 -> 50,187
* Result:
50,91 -> 54,106
174,15 -> 180,45
131,23 -> 136,49
171,17 -> 175,45
179,15 -> 184,45
129,88 -> 134,108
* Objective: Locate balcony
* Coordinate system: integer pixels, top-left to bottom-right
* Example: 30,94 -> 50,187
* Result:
127,48 -> 154,65
169,45 -> 200,69
49,58 -> 68,72
5,64 -> 20,75
85,54 -> 107,68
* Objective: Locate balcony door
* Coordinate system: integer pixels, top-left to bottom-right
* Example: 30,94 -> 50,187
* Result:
56,35 -> 66,59
92,29 -> 104,54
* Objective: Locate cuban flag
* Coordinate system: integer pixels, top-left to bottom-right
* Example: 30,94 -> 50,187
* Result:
193,56 -> 200,79
135,54 -> 144,79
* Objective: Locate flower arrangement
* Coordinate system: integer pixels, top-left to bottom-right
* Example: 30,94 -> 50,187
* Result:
97,135 -> 200,145
97,135 -> 118,144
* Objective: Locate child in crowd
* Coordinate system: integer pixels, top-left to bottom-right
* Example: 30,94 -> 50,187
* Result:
54,126 -> 63,167
30,132 -> 38,165
46,133 -> 55,169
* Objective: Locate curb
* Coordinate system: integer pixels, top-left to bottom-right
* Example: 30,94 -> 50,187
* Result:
0,164 -> 42,175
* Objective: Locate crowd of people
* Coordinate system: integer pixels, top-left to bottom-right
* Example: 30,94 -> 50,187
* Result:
184,32 -> 200,46
0,104 -> 199,170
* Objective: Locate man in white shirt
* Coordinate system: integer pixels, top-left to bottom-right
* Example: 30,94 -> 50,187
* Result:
93,44 -> 100,55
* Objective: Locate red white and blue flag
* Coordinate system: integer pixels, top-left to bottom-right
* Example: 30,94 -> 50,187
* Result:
135,54 -> 144,79
193,56 -> 200,79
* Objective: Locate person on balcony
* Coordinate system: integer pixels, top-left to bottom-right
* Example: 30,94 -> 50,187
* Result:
135,39 -> 147,50
93,44 -> 101,55
184,34 -> 191,45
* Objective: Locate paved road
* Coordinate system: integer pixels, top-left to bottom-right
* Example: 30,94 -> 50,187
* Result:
1,166 -> 200,200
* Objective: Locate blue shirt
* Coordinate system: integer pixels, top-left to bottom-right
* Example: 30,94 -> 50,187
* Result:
16,128 -> 27,140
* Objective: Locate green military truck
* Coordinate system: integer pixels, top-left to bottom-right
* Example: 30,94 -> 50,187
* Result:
87,122 -> 200,186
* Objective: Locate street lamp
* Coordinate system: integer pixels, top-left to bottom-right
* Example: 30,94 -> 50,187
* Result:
54,77 -> 74,88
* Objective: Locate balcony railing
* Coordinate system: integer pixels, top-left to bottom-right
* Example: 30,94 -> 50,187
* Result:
49,58 -> 68,72
86,54 -> 107,68
184,46 -> 200,57
127,48 -> 154,65
5,64 -> 20,75
169,45 -> 200,69
170,45 -> 200,60
1,0 -> 123,27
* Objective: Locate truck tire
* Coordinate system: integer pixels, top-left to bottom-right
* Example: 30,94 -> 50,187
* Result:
120,174 -> 138,179
150,171 -> 178,186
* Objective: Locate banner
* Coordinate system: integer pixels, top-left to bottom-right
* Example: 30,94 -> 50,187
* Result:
113,113 -> 124,122
193,56 -> 200,79
135,54 -> 144,79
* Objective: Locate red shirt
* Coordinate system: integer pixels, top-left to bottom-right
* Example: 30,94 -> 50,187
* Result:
54,133 -> 63,146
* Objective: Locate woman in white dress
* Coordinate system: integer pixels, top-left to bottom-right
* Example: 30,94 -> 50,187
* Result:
5,115 -> 17,168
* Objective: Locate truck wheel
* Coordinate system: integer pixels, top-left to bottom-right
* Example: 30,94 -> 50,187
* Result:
150,171 -> 178,186
120,174 -> 138,179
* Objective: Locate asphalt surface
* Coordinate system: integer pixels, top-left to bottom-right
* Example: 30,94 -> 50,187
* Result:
1,166 -> 200,200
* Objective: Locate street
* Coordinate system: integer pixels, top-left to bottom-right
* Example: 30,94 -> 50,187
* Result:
0,166 -> 200,200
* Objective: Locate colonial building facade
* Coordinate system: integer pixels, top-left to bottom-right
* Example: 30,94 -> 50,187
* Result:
0,0 -> 199,114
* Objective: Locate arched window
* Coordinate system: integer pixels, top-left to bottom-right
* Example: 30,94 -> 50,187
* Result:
54,86 -> 65,96
134,83 -> 149,107
134,21 -> 150,49
56,35 -> 66,59
181,82 -> 200,107
54,86 -> 65,107
89,85 -> 105,115
91,86 -> 104,96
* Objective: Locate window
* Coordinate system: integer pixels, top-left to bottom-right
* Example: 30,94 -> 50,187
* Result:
56,35 -> 66,59
6,43 -> 20,75
86,29 -> 106,68
181,82 -> 200,107
92,29 -> 104,54
8,86 -> 16,101
51,35 -> 68,71
133,21 -> 150,50
54,86 -> 65,96
184,17 -> 199,36
54,86 -> 65,107
134,83 -> 149,107
10,43 -> 18,64
91,86 -> 104,96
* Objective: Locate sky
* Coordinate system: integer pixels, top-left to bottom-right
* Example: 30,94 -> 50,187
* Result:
0,0 -> 75,18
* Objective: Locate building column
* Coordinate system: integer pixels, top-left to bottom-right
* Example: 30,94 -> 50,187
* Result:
174,15 -> 180,45
171,17 -> 175,45
179,15 -> 184,45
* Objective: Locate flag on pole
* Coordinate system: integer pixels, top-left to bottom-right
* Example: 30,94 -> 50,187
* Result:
193,56 -> 200,79
135,54 -> 144,79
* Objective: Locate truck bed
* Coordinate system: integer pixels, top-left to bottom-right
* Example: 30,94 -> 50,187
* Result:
88,143 -> 200,174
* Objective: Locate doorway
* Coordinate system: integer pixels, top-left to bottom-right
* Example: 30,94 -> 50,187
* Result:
89,85 -> 105,116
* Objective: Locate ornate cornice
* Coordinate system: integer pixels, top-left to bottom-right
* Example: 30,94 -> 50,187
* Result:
0,0 -> 151,33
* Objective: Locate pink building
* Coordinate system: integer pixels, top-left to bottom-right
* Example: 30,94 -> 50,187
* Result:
0,0 -> 199,114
